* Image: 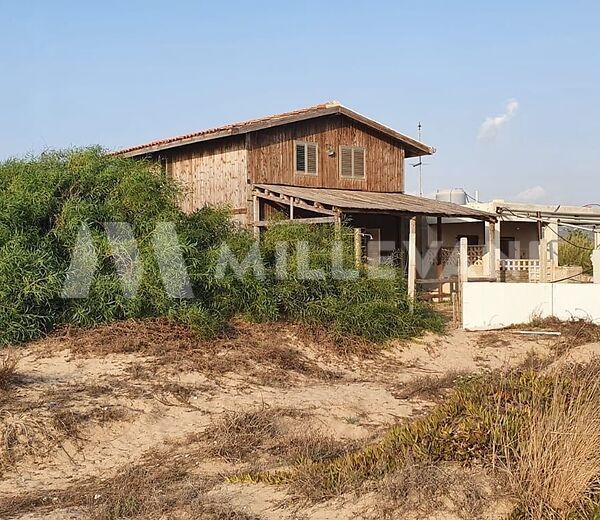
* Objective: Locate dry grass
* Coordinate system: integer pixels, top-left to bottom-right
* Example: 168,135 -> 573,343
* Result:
200,405 -> 349,467
0,349 -> 19,390
37,319 -> 344,385
0,403 -> 129,471
2,405 -> 339,518
392,369 -> 470,400
477,331 -> 511,349
203,406 -> 285,463
503,363 -> 600,518
0,378 -> 132,472
527,316 -> 600,354
86,464 -> 254,520
0,411 -> 58,467
373,459 -> 494,520
0,450 -> 260,520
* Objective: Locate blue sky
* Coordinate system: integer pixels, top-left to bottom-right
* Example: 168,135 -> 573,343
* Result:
1,1 -> 599,204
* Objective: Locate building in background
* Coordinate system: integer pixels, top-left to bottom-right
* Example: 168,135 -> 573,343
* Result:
425,191 -> 600,283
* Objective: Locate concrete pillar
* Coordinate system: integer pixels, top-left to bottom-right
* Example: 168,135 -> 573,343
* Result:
484,220 -> 498,279
408,217 -> 417,310
594,226 -> 600,250
593,250 -> 600,284
459,237 -> 469,283
539,238 -> 548,283
543,220 -> 559,267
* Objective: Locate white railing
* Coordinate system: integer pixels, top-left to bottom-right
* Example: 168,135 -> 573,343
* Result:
499,259 -> 542,282
441,245 -> 485,267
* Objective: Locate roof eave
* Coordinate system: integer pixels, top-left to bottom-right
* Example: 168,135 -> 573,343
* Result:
115,104 -> 435,158
337,106 -> 435,157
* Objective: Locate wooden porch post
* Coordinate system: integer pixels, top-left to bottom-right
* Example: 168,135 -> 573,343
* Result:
436,217 -> 443,300
334,209 -> 342,239
253,194 -> 260,239
408,217 -> 417,310
354,228 -> 362,269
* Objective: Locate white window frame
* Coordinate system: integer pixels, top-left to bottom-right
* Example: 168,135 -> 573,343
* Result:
339,145 -> 366,180
294,140 -> 318,176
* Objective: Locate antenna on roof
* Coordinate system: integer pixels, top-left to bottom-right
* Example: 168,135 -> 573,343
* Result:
411,122 -> 429,197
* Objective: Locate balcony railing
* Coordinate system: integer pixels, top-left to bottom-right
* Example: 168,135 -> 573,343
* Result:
499,259 -> 543,282
441,245 -> 485,267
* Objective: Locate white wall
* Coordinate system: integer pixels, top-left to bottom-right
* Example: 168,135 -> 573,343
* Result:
462,282 -> 600,330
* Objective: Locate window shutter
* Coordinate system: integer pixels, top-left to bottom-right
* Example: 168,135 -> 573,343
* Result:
295,143 -> 306,172
306,143 -> 317,174
353,148 -> 365,178
340,146 -> 353,177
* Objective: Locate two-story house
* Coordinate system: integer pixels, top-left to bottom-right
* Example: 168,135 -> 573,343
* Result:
115,101 -> 493,273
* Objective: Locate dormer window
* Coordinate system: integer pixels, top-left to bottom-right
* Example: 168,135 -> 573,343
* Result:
295,141 -> 318,175
340,146 -> 366,179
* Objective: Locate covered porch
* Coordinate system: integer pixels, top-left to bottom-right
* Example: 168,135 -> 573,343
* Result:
251,184 -> 497,300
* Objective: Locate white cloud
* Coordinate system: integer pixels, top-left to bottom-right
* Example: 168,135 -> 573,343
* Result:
478,98 -> 519,140
515,185 -> 546,202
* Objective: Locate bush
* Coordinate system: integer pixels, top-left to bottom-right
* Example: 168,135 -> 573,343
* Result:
559,230 -> 594,272
0,148 -> 441,346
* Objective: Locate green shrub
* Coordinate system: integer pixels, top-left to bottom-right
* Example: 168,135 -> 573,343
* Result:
0,148 -> 442,346
559,230 -> 594,272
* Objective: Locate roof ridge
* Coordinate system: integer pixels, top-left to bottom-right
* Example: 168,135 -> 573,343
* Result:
113,101 -> 434,157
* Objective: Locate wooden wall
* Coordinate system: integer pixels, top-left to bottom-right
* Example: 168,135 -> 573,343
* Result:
161,135 -> 249,222
247,114 -> 405,192
151,114 -> 408,225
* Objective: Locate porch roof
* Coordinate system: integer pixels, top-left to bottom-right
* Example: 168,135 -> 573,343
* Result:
254,184 -> 496,220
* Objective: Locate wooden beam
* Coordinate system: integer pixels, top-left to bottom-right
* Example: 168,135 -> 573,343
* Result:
254,216 -> 336,227
436,217 -> 443,300
253,191 -> 336,216
253,195 -> 260,239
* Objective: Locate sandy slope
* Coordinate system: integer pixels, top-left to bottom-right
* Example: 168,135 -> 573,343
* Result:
0,320 -> 563,519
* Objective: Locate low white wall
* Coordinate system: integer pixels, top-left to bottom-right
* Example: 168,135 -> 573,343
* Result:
462,282 -> 600,330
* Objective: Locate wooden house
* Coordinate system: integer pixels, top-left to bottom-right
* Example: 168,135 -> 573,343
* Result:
116,102 -> 495,293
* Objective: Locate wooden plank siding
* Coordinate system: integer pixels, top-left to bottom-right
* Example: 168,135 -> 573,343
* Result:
247,114 -> 405,192
153,114 -> 409,225
163,135 -> 248,220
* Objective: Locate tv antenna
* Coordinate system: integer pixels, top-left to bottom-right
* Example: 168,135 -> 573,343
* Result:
411,122 -> 429,196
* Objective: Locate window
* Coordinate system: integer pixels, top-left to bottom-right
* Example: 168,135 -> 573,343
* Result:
159,156 -> 170,177
339,146 -> 366,179
295,141 -> 318,175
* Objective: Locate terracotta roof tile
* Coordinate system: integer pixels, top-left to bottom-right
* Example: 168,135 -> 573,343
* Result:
114,101 -> 434,157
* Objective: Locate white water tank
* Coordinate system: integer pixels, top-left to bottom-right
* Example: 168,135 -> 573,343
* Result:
436,188 -> 467,205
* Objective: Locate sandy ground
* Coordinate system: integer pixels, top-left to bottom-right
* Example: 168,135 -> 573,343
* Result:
0,319 -> 586,519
